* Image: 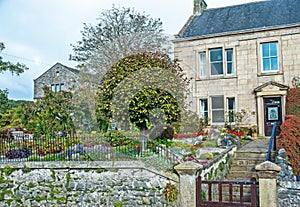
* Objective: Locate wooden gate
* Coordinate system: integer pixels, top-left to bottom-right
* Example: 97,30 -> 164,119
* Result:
196,177 -> 258,207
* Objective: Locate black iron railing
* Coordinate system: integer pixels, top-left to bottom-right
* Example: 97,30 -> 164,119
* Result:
0,135 -> 180,164
266,121 -> 277,161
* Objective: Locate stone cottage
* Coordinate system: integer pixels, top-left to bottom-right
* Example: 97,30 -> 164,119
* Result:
33,62 -> 79,99
174,0 -> 300,136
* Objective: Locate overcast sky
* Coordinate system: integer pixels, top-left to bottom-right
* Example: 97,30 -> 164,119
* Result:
0,0 -> 261,100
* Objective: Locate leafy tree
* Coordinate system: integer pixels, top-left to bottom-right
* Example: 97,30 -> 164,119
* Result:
72,80 -> 98,133
0,89 -> 9,116
96,52 -> 190,133
34,87 -> 75,138
70,6 -> 171,132
70,5 -> 170,78
0,42 -> 28,75
0,102 -> 35,131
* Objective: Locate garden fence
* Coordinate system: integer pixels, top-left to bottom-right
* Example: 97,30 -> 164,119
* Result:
0,134 -> 181,164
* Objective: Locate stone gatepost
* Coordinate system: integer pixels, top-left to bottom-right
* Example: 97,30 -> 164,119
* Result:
255,161 -> 281,207
174,161 -> 202,207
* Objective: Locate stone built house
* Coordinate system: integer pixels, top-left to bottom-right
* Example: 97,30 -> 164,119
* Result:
174,0 -> 300,136
33,62 -> 79,99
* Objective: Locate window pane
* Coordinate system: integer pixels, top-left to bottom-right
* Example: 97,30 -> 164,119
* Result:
227,98 -> 235,123
212,96 -> 224,109
263,58 -> 270,71
199,52 -> 206,77
200,99 -> 208,120
228,98 -> 235,110
271,57 -> 278,70
210,49 -> 222,61
270,43 -> 278,56
60,83 -> 65,91
51,85 -> 55,92
212,110 -> 225,123
226,50 -> 233,61
227,63 -> 233,74
211,63 -> 223,75
262,44 -> 269,57
56,84 -> 60,92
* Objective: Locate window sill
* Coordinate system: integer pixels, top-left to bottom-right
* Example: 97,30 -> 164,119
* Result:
258,71 -> 283,77
196,75 -> 237,81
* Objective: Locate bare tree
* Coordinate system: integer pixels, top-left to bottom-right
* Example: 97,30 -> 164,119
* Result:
70,5 -> 171,79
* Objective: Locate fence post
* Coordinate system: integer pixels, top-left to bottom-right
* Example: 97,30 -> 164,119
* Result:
174,161 -> 202,207
255,161 -> 281,207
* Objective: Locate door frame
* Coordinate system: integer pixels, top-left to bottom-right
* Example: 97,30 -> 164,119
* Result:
254,81 -> 289,137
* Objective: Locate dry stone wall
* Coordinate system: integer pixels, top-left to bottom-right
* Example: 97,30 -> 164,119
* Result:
0,161 -> 179,207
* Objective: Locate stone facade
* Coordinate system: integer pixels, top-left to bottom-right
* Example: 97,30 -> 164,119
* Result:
174,1 -> 300,136
33,63 -> 79,99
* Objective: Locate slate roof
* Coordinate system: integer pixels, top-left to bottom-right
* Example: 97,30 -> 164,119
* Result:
178,0 -> 300,39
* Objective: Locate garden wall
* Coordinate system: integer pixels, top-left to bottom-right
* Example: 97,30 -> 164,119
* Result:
0,161 -> 179,207
275,151 -> 300,207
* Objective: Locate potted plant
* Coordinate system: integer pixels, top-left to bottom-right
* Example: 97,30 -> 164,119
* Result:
251,125 -> 258,137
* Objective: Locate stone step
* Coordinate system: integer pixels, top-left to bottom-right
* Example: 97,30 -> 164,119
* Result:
231,158 -> 265,166
230,164 -> 256,172
233,151 -> 268,159
227,171 -> 258,180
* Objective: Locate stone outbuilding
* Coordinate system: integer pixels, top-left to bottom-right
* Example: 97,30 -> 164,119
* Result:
33,62 -> 79,99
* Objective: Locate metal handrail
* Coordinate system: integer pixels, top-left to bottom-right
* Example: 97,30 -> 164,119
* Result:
266,121 -> 277,161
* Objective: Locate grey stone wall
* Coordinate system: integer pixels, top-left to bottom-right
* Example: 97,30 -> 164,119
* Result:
275,149 -> 300,207
0,161 -> 179,207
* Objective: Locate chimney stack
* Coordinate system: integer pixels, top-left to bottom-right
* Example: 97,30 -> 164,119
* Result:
194,0 -> 207,14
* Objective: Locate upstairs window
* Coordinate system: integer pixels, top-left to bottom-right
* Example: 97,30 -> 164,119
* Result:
51,83 -> 65,92
210,48 -> 223,75
199,52 -> 207,77
261,42 -> 279,72
54,71 -> 60,77
226,49 -> 234,75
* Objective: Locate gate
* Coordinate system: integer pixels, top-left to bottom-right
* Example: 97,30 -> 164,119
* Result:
196,177 -> 258,207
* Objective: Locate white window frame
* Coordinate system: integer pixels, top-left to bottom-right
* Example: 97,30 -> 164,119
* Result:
225,49 -> 234,75
210,48 -> 223,76
261,42 -> 279,72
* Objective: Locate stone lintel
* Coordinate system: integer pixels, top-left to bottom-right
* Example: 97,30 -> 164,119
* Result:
174,161 -> 203,175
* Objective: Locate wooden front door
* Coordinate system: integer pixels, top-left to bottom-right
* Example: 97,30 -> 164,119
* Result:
263,97 -> 282,136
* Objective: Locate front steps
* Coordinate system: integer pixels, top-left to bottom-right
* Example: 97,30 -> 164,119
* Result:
227,139 -> 272,180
